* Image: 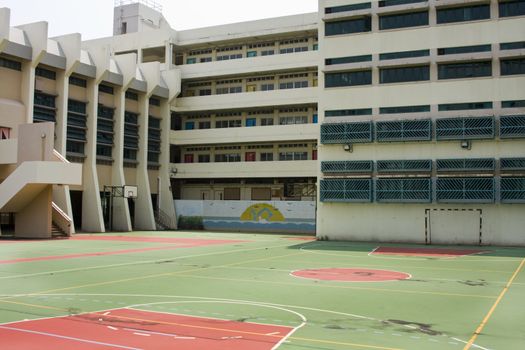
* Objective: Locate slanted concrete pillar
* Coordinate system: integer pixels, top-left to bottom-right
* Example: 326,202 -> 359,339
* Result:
134,94 -> 155,230
81,79 -> 105,232
158,98 -> 176,228
111,86 -> 132,231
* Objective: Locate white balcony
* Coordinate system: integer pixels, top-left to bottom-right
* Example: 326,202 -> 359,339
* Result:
172,160 -> 317,179
175,87 -> 319,112
171,123 -> 319,146
179,51 -> 319,80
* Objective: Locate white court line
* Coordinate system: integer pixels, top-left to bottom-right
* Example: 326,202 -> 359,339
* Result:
452,337 -> 493,350
0,325 -> 142,350
0,241 -> 291,282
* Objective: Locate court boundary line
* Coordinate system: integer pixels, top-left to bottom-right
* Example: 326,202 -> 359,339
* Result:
462,257 -> 525,350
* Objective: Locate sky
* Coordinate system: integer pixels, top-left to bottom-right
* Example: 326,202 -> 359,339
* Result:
0,0 -> 318,40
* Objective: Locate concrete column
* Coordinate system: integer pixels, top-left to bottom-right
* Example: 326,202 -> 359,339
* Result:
165,42 -> 173,68
111,86 -> 132,231
20,61 -> 35,124
158,98 -> 177,228
81,79 -> 105,232
134,93 -> 156,230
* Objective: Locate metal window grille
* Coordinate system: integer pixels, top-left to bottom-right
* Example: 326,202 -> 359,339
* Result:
377,159 -> 432,173
375,178 -> 432,203
501,158 -> 525,171
501,178 -> 525,203
500,115 -> 525,138
320,179 -> 372,202
436,116 -> 495,140
436,177 -> 495,203
320,122 -> 373,144
321,161 -> 374,173
436,158 -> 495,172
376,119 -> 432,142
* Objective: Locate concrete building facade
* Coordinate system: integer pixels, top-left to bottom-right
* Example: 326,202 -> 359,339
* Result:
0,0 -> 524,244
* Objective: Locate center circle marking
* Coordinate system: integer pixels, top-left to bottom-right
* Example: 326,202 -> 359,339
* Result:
291,268 -> 411,282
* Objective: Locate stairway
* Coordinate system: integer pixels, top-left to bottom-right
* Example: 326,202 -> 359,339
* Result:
51,222 -> 67,238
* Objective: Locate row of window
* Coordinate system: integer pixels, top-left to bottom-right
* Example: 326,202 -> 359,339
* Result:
321,158 -> 525,174
325,100 -> 524,118
320,177 -> 525,204
326,41 -> 525,66
321,115 -> 525,144
182,151 -> 315,164
182,114 -> 318,130
325,58 -> 525,87
66,100 -> 87,160
325,1 -> 525,35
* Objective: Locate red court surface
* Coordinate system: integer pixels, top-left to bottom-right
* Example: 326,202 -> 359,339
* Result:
371,246 -> 490,258
0,237 -> 246,265
291,268 -> 411,282
0,308 -> 294,350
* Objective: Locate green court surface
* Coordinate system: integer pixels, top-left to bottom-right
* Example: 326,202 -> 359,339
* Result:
0,231 -> 524,350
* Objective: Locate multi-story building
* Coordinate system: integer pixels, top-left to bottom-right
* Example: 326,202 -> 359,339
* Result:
318,0 -> 525,245
0,0 -> 524,244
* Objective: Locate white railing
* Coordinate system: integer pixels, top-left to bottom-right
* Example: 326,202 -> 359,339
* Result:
52,202 -> 73,236
114,0 -> 163,12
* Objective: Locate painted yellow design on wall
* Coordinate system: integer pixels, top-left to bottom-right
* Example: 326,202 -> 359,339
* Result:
240,203 -> 285,222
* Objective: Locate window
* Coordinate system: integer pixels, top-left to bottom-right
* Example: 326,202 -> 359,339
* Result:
322,160 -> 374,173
185,121 -> 195,130
438,101 -> 492,111
325,70 -> 372,87
198,154 -> 210,163
502,100 -> 525,108
375,178 -> 432,203
261,118 -> 274,126
438,61 -> 492,79
199,89 -> 211,96
246,118 -> 257,127
313,44 -> 319,51
436,178 -> 495,203
501,58 -> 525,75
0,127 -> 10,139
379,11 -> 428,30
184,154 -> 194,163
200,57 -> 212,63
325,17 -> 372,36
380,105 -> 430,114
245,152 -> 256,162
279,116 -> 308,125
435,116 -> 495,140
377,160 -> 432,173
501,178 -> 525,203
313,114 -> 318,124
320,179 -> 372,202
500,41 -> 525,50
325,2 -> 371,13
261,50 -> 274,56
380,49 -> 430,60
261,84 -> 274,91
216,120 -> 242,128
499,0 -> 525,17
438,44 -> 492,55
379,0 -> 427,6
376,119 -> 432,142
99,84 -> 114,94
436,158 -> 495,172
149,97 -> 160,106
321,121 -> 374,144
247,51 -> 257,57
500,115 -> 525,138
35,67 -> 56,80
279,152 -> 308,161
437,5 -> 490,24
326,55 -> 372,65
260,152 -> 273,161
198,121 -> 211,129
125,91 -> 138,100
69,76 -> 87,87
0,57 -> 22,71
215,154 -> 241,162
325,108 -> 373,117
380,65 -> 430,83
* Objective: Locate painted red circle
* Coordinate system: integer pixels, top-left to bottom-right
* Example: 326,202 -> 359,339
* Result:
291,268 -> 411,282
